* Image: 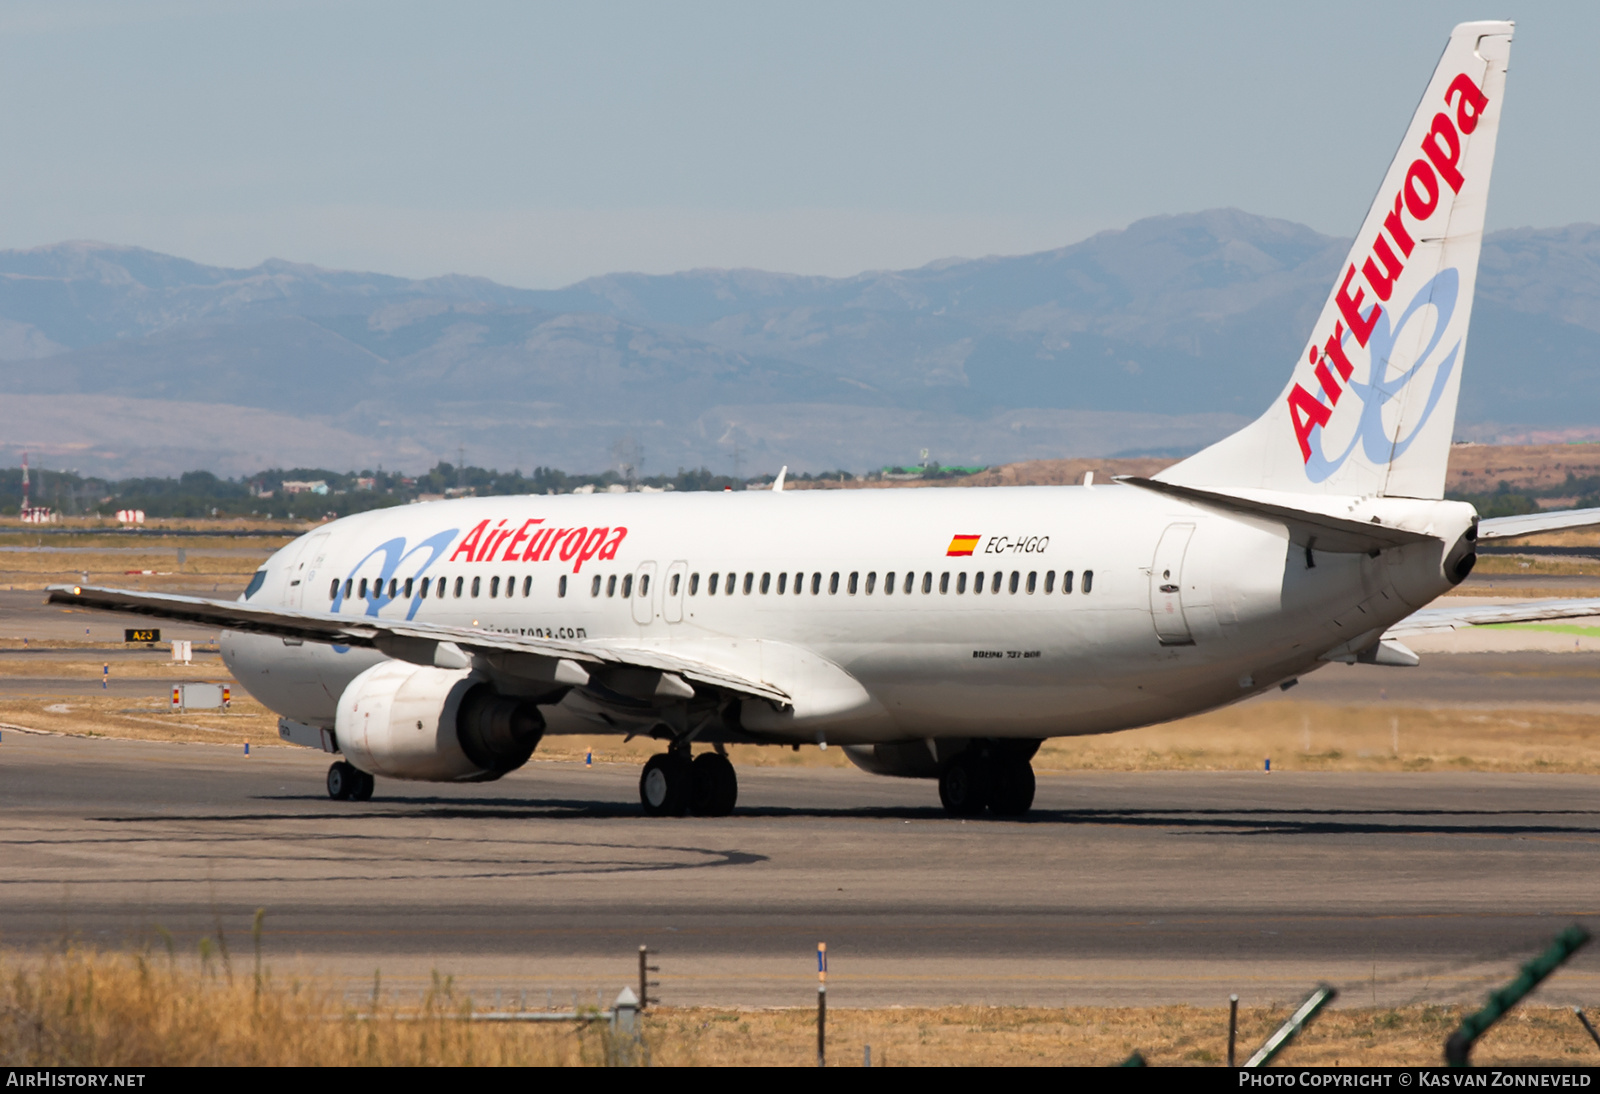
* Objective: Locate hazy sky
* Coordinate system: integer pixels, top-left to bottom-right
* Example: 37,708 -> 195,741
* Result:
1,1 -> 1593,288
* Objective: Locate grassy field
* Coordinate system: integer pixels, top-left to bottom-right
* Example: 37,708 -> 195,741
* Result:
8,691 -> 1598,775
2,949 -> 1594,1066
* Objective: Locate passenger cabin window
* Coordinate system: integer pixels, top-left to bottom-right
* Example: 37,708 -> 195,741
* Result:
760,573 -> 770,594
777,573 -> 787,594
847,572 -> 859,595
884,571 -> 894,595
865,572 -> 876,594
708,572 -> 718,596
343,578 -> 353,599
558,575 -> 568,597
811,573 -> 822,595
1083,570 -> 1094,593
829,572 -> 840,595
743,573 -> 753,595
1044,571 -> 1055,594
973,573 -> 983,595
490,576 -> 501,598
522,576 -> 532,597
1062,570 -> 1074,594
939,572 -> 949,594
404,577 -> 414,598
591,575 -> 602,597
471,576 -> 481,598
957,573 -> 967,594
725,573 -> 735,596
1009,571 -> 1020,594
358,578 -> 369,599
640,574 -> 650,597
454,577 -> 464,598
506,574 -> 515,596
670,573 -> 681,596
905,572 -> 915,595
420,577 -> 431,598
622,574 -> 633,598
607,575 -> 617,597
689,573 -> 700,595
796,572 -> 805,595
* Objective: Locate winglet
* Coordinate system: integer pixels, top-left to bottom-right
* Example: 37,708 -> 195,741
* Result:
773,466 -> 788,492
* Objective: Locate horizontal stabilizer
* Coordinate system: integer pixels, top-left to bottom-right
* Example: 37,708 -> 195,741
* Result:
1478,507 -> 1600,540
1116,477 -> 1436,553
1388,597 -> 1600,635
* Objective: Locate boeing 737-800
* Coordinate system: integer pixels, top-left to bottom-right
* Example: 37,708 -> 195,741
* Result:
52,21 -> 1600,818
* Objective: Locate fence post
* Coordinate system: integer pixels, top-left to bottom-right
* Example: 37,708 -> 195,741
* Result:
1446,925 -> 1591,1067
638,945 -> 658,1010
1243,984 -> 1337,1067
1574,1007 -> 1600,1052
1228,994 -> 1239,1067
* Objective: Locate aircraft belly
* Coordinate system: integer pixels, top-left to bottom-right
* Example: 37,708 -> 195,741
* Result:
220,630 -> 378,729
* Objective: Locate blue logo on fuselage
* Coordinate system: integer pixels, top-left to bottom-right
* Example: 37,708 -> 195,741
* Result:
330,528 -> 459,622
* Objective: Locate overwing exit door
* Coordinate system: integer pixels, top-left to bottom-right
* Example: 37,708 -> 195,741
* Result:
632,561 -> 658,625
663,561 -> 688,623
1149,523 -> 1195,646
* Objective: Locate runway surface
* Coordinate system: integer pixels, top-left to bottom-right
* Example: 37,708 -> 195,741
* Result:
4,731 -> 1598,1009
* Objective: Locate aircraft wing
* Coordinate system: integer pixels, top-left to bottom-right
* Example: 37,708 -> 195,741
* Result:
1478,507 -> 1600,539
44,584 -> 791,708
1386,597 -> 1600,636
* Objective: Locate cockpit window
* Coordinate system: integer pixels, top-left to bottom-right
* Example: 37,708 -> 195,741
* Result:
243,570 -> 267,600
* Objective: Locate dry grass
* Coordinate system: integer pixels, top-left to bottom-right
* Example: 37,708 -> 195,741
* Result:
3,949 -> 1596,1066
0,689 -> 276,748
1033,699 -> 1600,774
9,683 -> 1600,775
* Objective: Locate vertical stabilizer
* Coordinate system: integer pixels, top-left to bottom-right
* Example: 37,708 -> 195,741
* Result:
1157,22 -> 1512,499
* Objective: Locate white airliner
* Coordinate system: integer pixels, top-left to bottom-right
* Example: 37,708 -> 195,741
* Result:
51,21 -> 1600,817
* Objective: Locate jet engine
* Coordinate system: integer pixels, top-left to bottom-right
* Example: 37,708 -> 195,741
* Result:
334,660 -> 544,782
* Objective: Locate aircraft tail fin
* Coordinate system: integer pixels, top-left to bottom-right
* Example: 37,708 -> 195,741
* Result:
1157,21 -> 1512,500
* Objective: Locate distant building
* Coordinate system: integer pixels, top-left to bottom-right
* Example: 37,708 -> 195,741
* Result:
282,480 -> 329,495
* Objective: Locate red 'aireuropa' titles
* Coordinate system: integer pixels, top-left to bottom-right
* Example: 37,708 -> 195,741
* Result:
1287,72 -> 1490,463
449,518 -> 629,573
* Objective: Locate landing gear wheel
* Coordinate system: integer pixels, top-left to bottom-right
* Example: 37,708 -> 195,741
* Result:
327,761 -> 358,801
939,751 -> 993,817
640,753 -> 692,816
351,768 -> 375,801
989,759 -> 1035,818
690,753 -> 738,816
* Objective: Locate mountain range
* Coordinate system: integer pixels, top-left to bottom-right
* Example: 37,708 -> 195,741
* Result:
1,210 -> 1598,478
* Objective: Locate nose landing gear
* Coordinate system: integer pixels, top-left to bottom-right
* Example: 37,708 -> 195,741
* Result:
327,760 -> 374,801
639,749 -> 738,817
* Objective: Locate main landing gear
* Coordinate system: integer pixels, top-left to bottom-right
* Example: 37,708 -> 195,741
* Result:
938,744 -> 1036,818
327,760 -> 374,801
640,748 -> 738,817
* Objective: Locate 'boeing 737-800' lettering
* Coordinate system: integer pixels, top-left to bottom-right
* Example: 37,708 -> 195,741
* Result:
58,22 -> 1593,822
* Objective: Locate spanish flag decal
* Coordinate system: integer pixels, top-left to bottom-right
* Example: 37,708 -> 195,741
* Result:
946,534 -> 981,557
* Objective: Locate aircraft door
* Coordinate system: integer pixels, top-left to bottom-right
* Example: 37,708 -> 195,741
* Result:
663,561 -> 688,624
281,532 -> 330,609
632,561 -> 658,625
1149,523 -> 1196,646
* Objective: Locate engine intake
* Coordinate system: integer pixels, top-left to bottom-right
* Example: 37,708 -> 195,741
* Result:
335,661 -> 544,782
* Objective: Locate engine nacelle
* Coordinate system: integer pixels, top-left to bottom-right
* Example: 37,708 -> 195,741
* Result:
334,660 -> 544,782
